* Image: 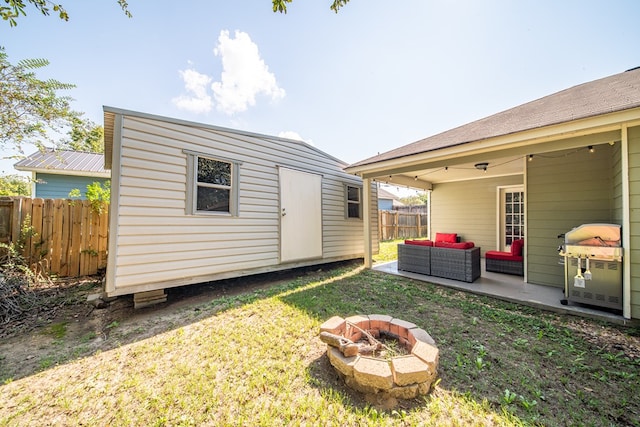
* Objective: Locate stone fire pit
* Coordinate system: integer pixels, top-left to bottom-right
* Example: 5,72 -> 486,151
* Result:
319,314 -> 439,403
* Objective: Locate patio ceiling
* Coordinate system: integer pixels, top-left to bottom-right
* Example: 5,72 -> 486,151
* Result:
356,128 -> 622,191
375,154 -> 525,190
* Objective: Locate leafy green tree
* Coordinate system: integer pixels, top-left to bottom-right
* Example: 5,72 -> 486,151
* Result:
0,174 -> 31,196
400,195 -> 425,206
1,0 -> 131,26
273,0 -> 349,13
400,192 -> 429,206
69,181 -> 110,213
0,47 -> 80,155
1,0 -> 347,26
61,117 -> 104,153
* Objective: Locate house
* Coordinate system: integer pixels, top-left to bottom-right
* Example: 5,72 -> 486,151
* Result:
346,67 -> 640,320
14,150 -> 109,199
103,107 -> 378,306
377,186 -> 405,211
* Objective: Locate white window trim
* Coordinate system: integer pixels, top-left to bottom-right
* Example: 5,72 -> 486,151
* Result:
184,149 -> 241,216
345,184 -> 363,220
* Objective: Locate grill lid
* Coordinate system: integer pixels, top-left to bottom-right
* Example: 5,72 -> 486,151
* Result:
564,223 -> 621,246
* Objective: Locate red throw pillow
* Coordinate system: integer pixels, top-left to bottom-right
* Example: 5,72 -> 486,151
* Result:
511,239 -> 524,256
435,233 -> 457,243
405,239 -> 433,246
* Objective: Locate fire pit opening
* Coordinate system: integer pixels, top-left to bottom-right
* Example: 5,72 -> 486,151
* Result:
319,314 -> 439,405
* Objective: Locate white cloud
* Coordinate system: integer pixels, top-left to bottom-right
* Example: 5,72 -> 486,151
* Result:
278,131 -> 313,145
173,30 -> 285,116
211,30 -> 286,115
172,68 -> 213,113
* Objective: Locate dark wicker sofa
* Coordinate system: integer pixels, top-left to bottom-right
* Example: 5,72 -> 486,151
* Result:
485,239 -> 524,276
397,241 -> 432,275
398,233 -> 481,283
430,246 -> 481,283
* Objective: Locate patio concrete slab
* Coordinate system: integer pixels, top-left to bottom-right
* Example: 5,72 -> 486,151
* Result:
373,260 -> 635,326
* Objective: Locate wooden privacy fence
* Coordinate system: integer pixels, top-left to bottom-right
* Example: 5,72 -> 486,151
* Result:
0,197 -> 108,277
379,210 -> 428,241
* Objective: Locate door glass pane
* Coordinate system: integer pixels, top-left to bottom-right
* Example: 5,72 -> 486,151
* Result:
503,190 -> 524,248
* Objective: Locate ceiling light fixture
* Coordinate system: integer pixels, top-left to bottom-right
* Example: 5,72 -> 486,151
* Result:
528,154 -> 534,162
474,162 -> 489,171
588,145 -> 595,153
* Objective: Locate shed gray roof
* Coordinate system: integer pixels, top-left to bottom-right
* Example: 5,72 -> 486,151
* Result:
349,67 -> 640,168
378,187 -> 400,200
14,150 -> 109,176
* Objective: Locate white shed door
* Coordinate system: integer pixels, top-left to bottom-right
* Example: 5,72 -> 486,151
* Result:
279,167 -> 322,262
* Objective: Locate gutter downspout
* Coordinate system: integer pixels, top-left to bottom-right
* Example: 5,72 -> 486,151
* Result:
621,125 -> 631,319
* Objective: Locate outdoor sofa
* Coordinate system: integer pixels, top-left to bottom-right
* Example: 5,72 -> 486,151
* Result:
398,233 -> 481,283
485,239 -> 524,276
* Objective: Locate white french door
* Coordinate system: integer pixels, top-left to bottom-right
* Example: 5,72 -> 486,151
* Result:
499,186 -> 525,252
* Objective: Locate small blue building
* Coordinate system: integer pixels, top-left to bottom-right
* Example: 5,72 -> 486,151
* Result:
14,150 -> 109,199
377,186 -> 404,211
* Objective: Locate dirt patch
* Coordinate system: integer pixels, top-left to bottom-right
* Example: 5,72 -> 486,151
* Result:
0,267 -> 327,382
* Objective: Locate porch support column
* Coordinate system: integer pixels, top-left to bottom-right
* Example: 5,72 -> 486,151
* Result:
621,125 -> 631,319
363,177 -> 373,269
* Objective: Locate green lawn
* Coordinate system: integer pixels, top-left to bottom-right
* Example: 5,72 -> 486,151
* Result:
1,264 -> 639,426
373,239 -> 403,263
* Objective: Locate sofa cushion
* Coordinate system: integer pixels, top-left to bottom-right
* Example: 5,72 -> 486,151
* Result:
511,239 -> 524,256
486,250 -> 523,262
434,241 -> 475,249
435,233 -> 457,243
404,239 -> 433,246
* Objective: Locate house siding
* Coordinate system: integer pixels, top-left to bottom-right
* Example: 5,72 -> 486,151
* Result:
35,173 -> 109,199
526,144 -> 616,288
379,199 -> 394,211
628,125 -> 640,319
107,113 -> 376,295
430,175 -> 523,255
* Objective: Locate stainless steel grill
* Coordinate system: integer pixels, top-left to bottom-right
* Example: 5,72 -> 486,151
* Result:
558,223 -> 623,310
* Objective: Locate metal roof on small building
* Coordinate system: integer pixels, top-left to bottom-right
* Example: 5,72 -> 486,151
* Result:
14,150 -> 109,177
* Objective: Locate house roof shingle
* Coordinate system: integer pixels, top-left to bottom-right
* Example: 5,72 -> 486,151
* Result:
14,150 -> 108,176
349,67 -> 640,169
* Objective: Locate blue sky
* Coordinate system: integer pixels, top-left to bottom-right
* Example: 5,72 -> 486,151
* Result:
2,0 -> 639,176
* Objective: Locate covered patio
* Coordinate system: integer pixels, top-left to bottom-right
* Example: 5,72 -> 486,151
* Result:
373,258 -> 629,325
348,67 -> 640,321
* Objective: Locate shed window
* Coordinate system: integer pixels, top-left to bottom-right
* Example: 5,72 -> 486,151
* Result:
346,185 -> 362,219
185,151 -> 240,216
197,157 -> 231,212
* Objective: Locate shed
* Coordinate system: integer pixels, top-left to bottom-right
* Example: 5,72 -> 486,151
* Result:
103,107 -> 378,306
14,150 -> 109,199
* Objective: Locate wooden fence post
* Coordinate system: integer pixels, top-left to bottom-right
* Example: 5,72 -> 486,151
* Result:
394,211 -> 399,240
50,199 -> 63,274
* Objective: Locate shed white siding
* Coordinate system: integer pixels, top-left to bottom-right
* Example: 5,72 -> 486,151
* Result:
104,108 -> 377,296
